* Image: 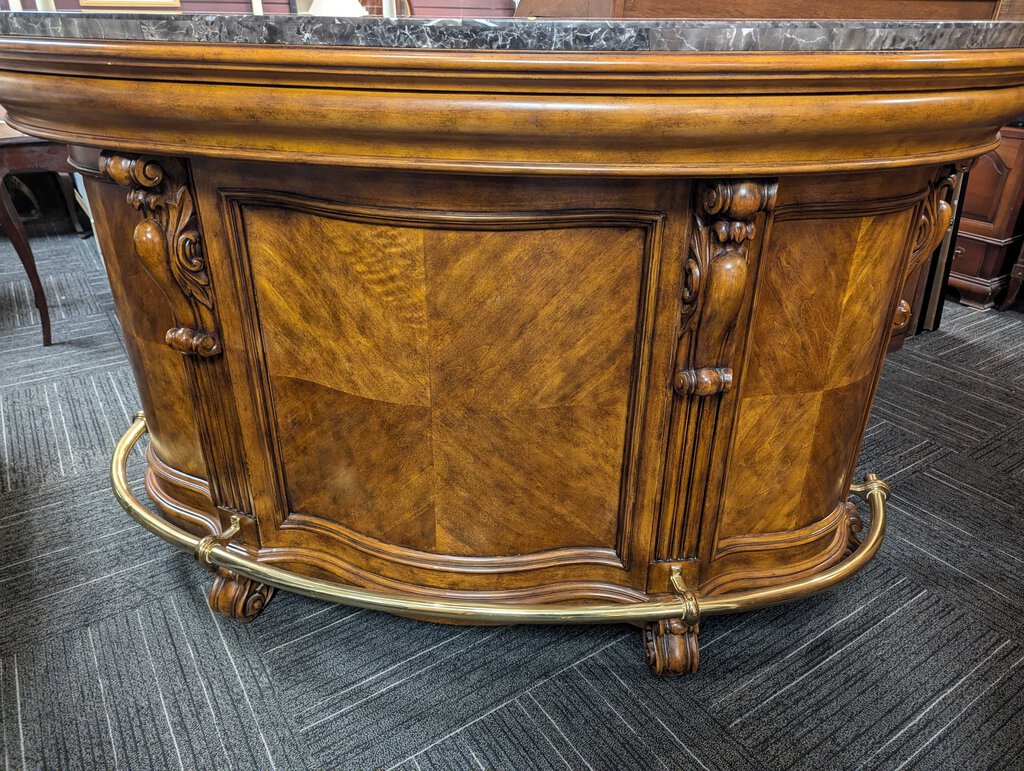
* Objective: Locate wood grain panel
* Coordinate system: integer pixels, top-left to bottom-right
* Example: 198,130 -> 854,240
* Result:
717,207 -> 914,541
83,176 -> 206,480
244,208 -> 431,407
232,195 -> 662,562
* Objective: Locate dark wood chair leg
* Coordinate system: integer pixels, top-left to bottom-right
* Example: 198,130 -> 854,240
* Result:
56,171 -> 88,238
1000,243 -> 1023,310
0,174 -> 51,345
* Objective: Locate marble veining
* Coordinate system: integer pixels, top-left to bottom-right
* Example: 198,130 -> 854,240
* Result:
0,12 -> 1023,51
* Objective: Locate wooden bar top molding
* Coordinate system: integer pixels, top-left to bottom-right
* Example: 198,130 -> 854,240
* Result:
2,14 -> 1022,675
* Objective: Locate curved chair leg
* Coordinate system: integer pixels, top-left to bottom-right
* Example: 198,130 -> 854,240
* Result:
0,174 -> 51,345
56,172 -> 89,238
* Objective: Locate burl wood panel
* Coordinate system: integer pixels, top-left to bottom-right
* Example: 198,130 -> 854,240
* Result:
240,205 -> 649,559
721,214 -> 908,528
703,171 -> 927,592
188,162 -> 689,595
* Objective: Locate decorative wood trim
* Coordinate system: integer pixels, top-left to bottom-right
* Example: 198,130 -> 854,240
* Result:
714,501 -> 850,558
673,181 -> 777,397
954,231 -> 1024,248
144,444 -> 220,536
701,512 -> 851,596
284,512 -> 624,574
98,153 -> 215,314
656,179 -> 777,564
208,568 -> 274,623
221,189 -> 669,582
703,183 -> 926,592
772,188 -> 928,221
4,41 -> 1023,177
101,152 -> 254,523
257,547 -> 651,604
165,326 -> 222,357
908,163 -> 965,278
891,299 -> 913,332
644,619 -> 699,676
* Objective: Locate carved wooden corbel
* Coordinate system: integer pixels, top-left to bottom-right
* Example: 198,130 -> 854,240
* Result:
98,152 -> 221,357
907,162 -> 969,277
101,151 -> 253,520
674,180 -> 777,396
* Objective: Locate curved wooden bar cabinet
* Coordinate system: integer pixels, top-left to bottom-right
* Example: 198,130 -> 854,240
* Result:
2,15 -> 1022,674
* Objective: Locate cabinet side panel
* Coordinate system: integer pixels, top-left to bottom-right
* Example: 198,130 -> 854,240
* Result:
707,168 -> 935,581
84,176 -> 204,480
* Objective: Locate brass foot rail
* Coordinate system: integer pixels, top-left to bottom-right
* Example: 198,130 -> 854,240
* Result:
112,414 -> 889,625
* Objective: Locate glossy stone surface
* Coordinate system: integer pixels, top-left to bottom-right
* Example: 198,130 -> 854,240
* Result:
0,12 -> 1023,51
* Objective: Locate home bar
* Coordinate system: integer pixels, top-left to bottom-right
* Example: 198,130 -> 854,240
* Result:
0,13 -> 1021,675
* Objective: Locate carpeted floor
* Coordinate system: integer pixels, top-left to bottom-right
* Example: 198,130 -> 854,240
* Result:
1,219 -> 1022,771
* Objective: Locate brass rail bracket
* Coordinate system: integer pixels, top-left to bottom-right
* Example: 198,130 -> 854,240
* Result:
668,565 -> 701,626
849,473 -> 891,503
195,515 -> 241,569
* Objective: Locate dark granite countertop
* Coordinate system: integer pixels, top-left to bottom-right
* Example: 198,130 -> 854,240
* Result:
0,12 -> 1022,52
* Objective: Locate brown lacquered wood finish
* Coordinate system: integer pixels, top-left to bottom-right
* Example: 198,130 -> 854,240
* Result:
0,122 -> 88,346
2,35 -> 1020,674
950,125 -> 1024,308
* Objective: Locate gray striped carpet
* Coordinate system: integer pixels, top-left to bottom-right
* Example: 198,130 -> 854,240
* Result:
1,221 -> 1023,771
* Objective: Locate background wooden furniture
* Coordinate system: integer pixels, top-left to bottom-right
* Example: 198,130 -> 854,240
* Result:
1,18 -> 1021,674
0,119 -> 87,346
1004,239 -> 1024,308
948,124 -> 1024,309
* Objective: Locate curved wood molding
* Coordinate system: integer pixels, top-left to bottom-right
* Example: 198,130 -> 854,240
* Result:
701,515 -> 852,596
1,40 -> 1023,174
714,501 -> 851,558
146,448 -> 635,590
283,513 -> 626,574
257,547 -> 651,605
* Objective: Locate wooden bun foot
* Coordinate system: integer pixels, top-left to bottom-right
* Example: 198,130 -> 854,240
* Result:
643,618 -> 699,676
208,567 -> 275,623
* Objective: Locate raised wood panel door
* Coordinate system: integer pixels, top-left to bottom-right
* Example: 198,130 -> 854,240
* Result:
960,130 -> 1024,237
950,126 -> 1024,307
702,170 -> 929,594
196,162 -> 689,598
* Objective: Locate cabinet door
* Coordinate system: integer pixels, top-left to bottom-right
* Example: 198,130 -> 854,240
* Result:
194,161 -> 688,600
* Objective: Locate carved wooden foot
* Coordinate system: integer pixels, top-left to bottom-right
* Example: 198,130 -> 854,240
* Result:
208,567 -> 274,623
643,618 -> 699,676
844,502 -> 864,557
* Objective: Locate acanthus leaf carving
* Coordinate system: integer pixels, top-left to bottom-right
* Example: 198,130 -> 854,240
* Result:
674,179 -> 777,397
909,162 -> 968,274
99,152 -> 219,353
101,152 -> 253,520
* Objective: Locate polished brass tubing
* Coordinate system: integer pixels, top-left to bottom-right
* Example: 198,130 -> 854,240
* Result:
111,415 -> 888,625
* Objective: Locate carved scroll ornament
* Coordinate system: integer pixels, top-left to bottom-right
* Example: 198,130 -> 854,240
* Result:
674,180 -> 777,397
98,152 -> 220,356
909,163 -> 966,273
